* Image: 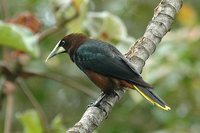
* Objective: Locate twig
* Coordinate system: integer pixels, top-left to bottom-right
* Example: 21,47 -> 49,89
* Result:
0,0 -> 9,19
16,78 -> 49,133
0,78 -> 6,110
20,69 -> 97,98
67,0 -> 183,133
38,0 -> 80,42
3,81 -> 16,133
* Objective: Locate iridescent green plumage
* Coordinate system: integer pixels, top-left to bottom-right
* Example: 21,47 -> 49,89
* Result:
46,33 -> 171,110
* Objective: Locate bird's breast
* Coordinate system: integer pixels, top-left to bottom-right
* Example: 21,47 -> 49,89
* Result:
84,70 -> 118,94
84,70 -> 133,93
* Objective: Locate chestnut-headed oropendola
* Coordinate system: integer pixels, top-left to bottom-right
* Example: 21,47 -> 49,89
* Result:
46,33 -> 170,110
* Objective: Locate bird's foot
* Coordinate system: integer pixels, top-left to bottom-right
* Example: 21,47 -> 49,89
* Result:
87,90 -> 120,117
87,92 -> 108,116
112,89 -> 120,100
87,92 -> 106,108
87,102 -> 99,108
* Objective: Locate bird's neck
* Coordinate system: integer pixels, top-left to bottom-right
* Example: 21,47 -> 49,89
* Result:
66,35 -> 88,61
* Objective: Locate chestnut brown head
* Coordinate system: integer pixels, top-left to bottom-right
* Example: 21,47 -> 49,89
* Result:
46,33 -> 88,62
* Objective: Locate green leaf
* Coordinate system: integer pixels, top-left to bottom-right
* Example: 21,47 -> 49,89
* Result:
50,115 -> 65,133
0,21 -> 39,57
16,109 -> 43,133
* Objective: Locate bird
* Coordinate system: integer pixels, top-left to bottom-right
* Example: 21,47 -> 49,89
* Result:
46,33 -> 171,111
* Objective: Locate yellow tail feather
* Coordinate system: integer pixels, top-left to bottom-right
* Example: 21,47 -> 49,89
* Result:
133,85 -> 171,111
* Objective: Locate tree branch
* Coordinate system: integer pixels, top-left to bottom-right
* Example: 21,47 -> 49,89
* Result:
0,78 -> 6,110
3,81 -> 16,133
16,78 -> 49,133
20,69 -> 97,98
0,0 -> 9,19
67,0 -> 183,133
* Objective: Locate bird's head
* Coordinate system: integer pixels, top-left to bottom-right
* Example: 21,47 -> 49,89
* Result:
45,33 -> 88,62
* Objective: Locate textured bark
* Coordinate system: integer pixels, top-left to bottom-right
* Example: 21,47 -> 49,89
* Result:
67,0 -> 183,133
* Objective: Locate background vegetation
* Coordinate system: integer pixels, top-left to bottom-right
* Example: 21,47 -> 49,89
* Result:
0,0 -> 200,133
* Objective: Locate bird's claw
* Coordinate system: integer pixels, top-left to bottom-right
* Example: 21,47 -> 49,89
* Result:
87,92 -> 108,116
87,101 -> 108,117
87,102 -> 100,108
113,90 -> 120,100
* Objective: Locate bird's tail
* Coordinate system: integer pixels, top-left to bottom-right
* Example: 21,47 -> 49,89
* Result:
132,85 -> 171,111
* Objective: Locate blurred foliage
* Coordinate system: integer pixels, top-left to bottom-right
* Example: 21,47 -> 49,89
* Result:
17,109 -> 65,133
0,21 -> 39,57
17,110 -> 43,133
177,3 -> 198,27
0,0 -> 200,133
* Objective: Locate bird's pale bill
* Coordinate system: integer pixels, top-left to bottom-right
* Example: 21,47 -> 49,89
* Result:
45,40 -> 65,62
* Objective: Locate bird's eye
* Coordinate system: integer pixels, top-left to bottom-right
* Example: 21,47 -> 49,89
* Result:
60,40 -> 65,46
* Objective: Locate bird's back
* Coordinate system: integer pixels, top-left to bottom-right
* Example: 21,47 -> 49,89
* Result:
73,39 -> 152,88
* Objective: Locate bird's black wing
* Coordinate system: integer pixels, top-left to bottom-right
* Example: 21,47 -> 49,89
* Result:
74,39 -> 152,88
